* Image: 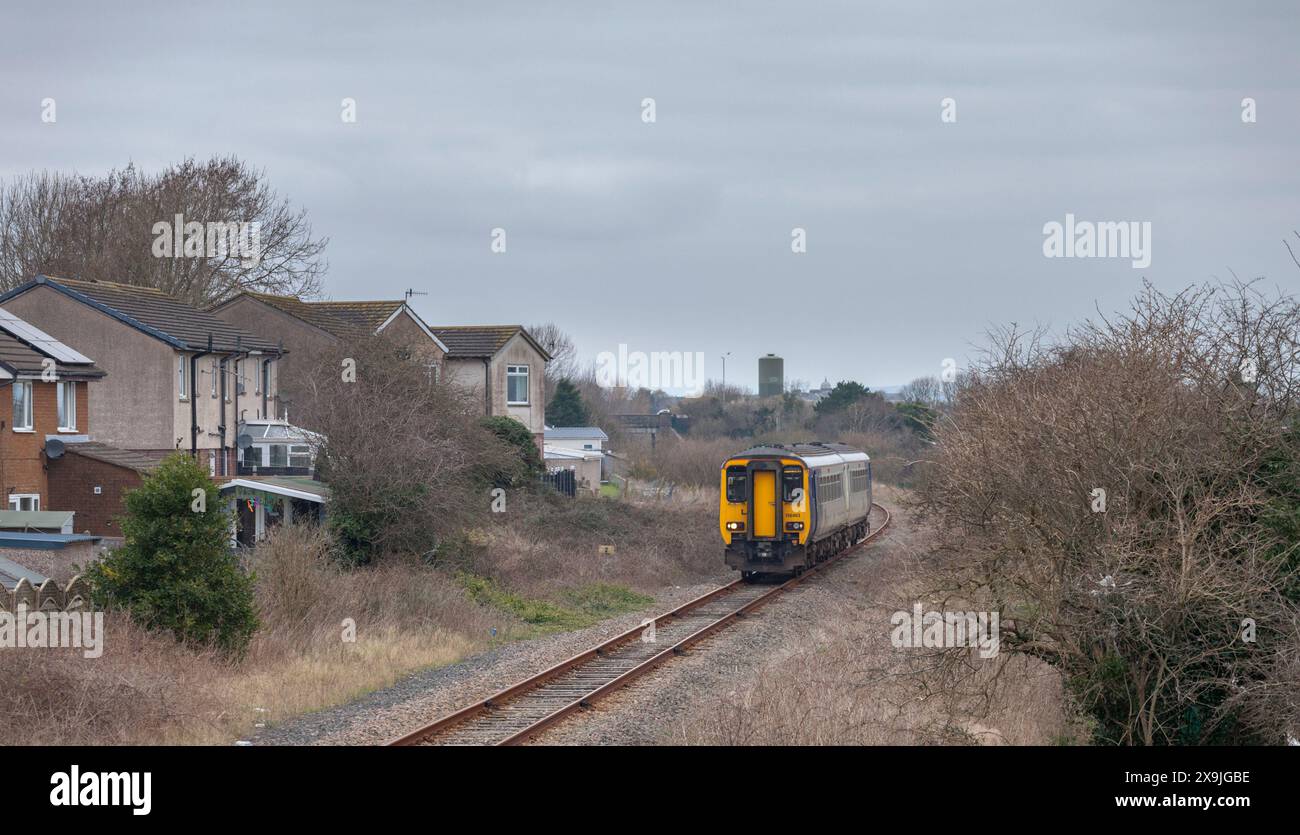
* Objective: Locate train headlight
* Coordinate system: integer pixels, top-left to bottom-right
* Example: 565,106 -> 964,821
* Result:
726,521 -> 745,532
785,521 -> 805,531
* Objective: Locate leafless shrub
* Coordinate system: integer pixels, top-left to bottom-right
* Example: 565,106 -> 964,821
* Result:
916,280 -> 1300,745
296,335 -> 524,563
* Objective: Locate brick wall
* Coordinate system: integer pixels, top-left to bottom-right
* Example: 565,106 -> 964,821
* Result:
46,452 -> 144,537
0,380 -> 89,510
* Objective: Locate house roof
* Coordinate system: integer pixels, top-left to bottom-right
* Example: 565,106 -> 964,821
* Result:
307,301 -> 405,333
230,293 -> 373,340
0,510 -> 76,531
0,331 -> 104,379
0,555 -> 47,590
545,427 -> 608,441
64,442 -> 167,474
213,293 -> 448,351
0,276 -> 281,354
220,476 -> 329,503
0,306 -> 104,379
0,535 -> 100,563
431,325 -> 551,360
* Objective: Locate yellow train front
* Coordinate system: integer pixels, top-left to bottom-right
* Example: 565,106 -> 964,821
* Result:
719,443 -> 872,578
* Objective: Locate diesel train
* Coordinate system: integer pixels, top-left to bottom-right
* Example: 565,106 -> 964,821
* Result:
719,442 -> 872,578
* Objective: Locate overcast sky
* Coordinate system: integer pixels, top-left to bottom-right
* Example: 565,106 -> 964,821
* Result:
3,1 -> 1298,391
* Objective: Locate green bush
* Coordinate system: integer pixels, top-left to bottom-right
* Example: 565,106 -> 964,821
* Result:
85,453 -> 258,655
479,416 -> 541,487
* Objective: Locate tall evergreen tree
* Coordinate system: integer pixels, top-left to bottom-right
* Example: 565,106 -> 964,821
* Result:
546,379 -> 590,426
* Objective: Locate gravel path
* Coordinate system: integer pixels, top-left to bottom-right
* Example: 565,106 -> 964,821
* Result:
531,500 -> 914,745
253,494 -> 910,746
248,579 -> 728,746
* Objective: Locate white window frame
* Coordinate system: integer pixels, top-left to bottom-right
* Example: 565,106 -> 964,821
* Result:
12,381 -> 33,432
222,359 -> 231,402
506,364 -> 530,406
8,493 -> 40,511
178,354 -> 188,401
57,381 -> 77,431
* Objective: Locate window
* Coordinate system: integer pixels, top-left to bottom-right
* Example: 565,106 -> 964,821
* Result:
221,360 -> 230,402
816,470 -> 845,503
268,444 -> 288,467
725,465 -> 748,503
211,359 -> 219,398
507,364 -> 529,405
850,465 -> 870,494
12,381 -> 32,431
782,466 -> 804,501
8,494 -> 39,511
289,445 -> 311,469
57,382 -> 76,430
242,446 -> 263,468
178,354 -> 188,400
236,359 -> 246,395
254,359 -> 262,394
261,360 -> 271,396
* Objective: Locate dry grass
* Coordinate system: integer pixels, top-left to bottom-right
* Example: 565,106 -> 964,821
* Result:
0,526 -> 502,745
458,488 -> 723,595
0,493 -> 725,746
672,488 -> 1073,745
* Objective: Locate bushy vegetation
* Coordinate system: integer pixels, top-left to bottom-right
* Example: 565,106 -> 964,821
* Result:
917,282 -> 1300,745
546,378 -> 590,426
85,453 -> 259,655
299,336 -> 526,564
480,415 -> 542,487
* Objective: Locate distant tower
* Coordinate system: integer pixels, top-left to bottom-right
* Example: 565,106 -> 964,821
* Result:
758,353 -> 784,398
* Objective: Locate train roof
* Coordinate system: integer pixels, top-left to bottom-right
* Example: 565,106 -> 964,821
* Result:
730,442 -> 870,465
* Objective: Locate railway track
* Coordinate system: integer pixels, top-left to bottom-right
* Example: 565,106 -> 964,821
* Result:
389,502 -> 892,746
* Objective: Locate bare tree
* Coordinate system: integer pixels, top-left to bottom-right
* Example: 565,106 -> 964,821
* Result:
296,336 -> 523,563
916,280 -> 1300,745
0,156 -> 327,307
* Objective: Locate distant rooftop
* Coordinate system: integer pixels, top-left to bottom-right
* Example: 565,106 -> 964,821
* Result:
545,426 -> 608,441
431,325 -> 550,360
0,307 -> 104,379
0,276 -> 281,354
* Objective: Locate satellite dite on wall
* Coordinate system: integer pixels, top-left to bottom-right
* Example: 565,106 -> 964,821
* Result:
0,306 -> 94,364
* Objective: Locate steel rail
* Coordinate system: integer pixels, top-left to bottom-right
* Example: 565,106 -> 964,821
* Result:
389,501 -> 891,746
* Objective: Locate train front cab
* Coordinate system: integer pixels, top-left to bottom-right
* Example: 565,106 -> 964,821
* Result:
720,456 -> 811,576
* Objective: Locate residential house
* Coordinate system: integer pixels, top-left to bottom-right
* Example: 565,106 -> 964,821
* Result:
0,276 -> 285,477
431,326 -> 551,450
236,418 -> 319,476
0,305 -> 105,514
210,294 -> 550,449
44,443 -> 160,539
209,293 -> 447,417
220,476 -> 328,547
544,426 -> 608,454
543,427 -> 608,493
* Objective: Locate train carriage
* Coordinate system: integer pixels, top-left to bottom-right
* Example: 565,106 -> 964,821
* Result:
719,442 -> 872,578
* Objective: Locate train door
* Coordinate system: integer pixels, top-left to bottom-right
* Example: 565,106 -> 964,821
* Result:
751,469 -> 778,537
